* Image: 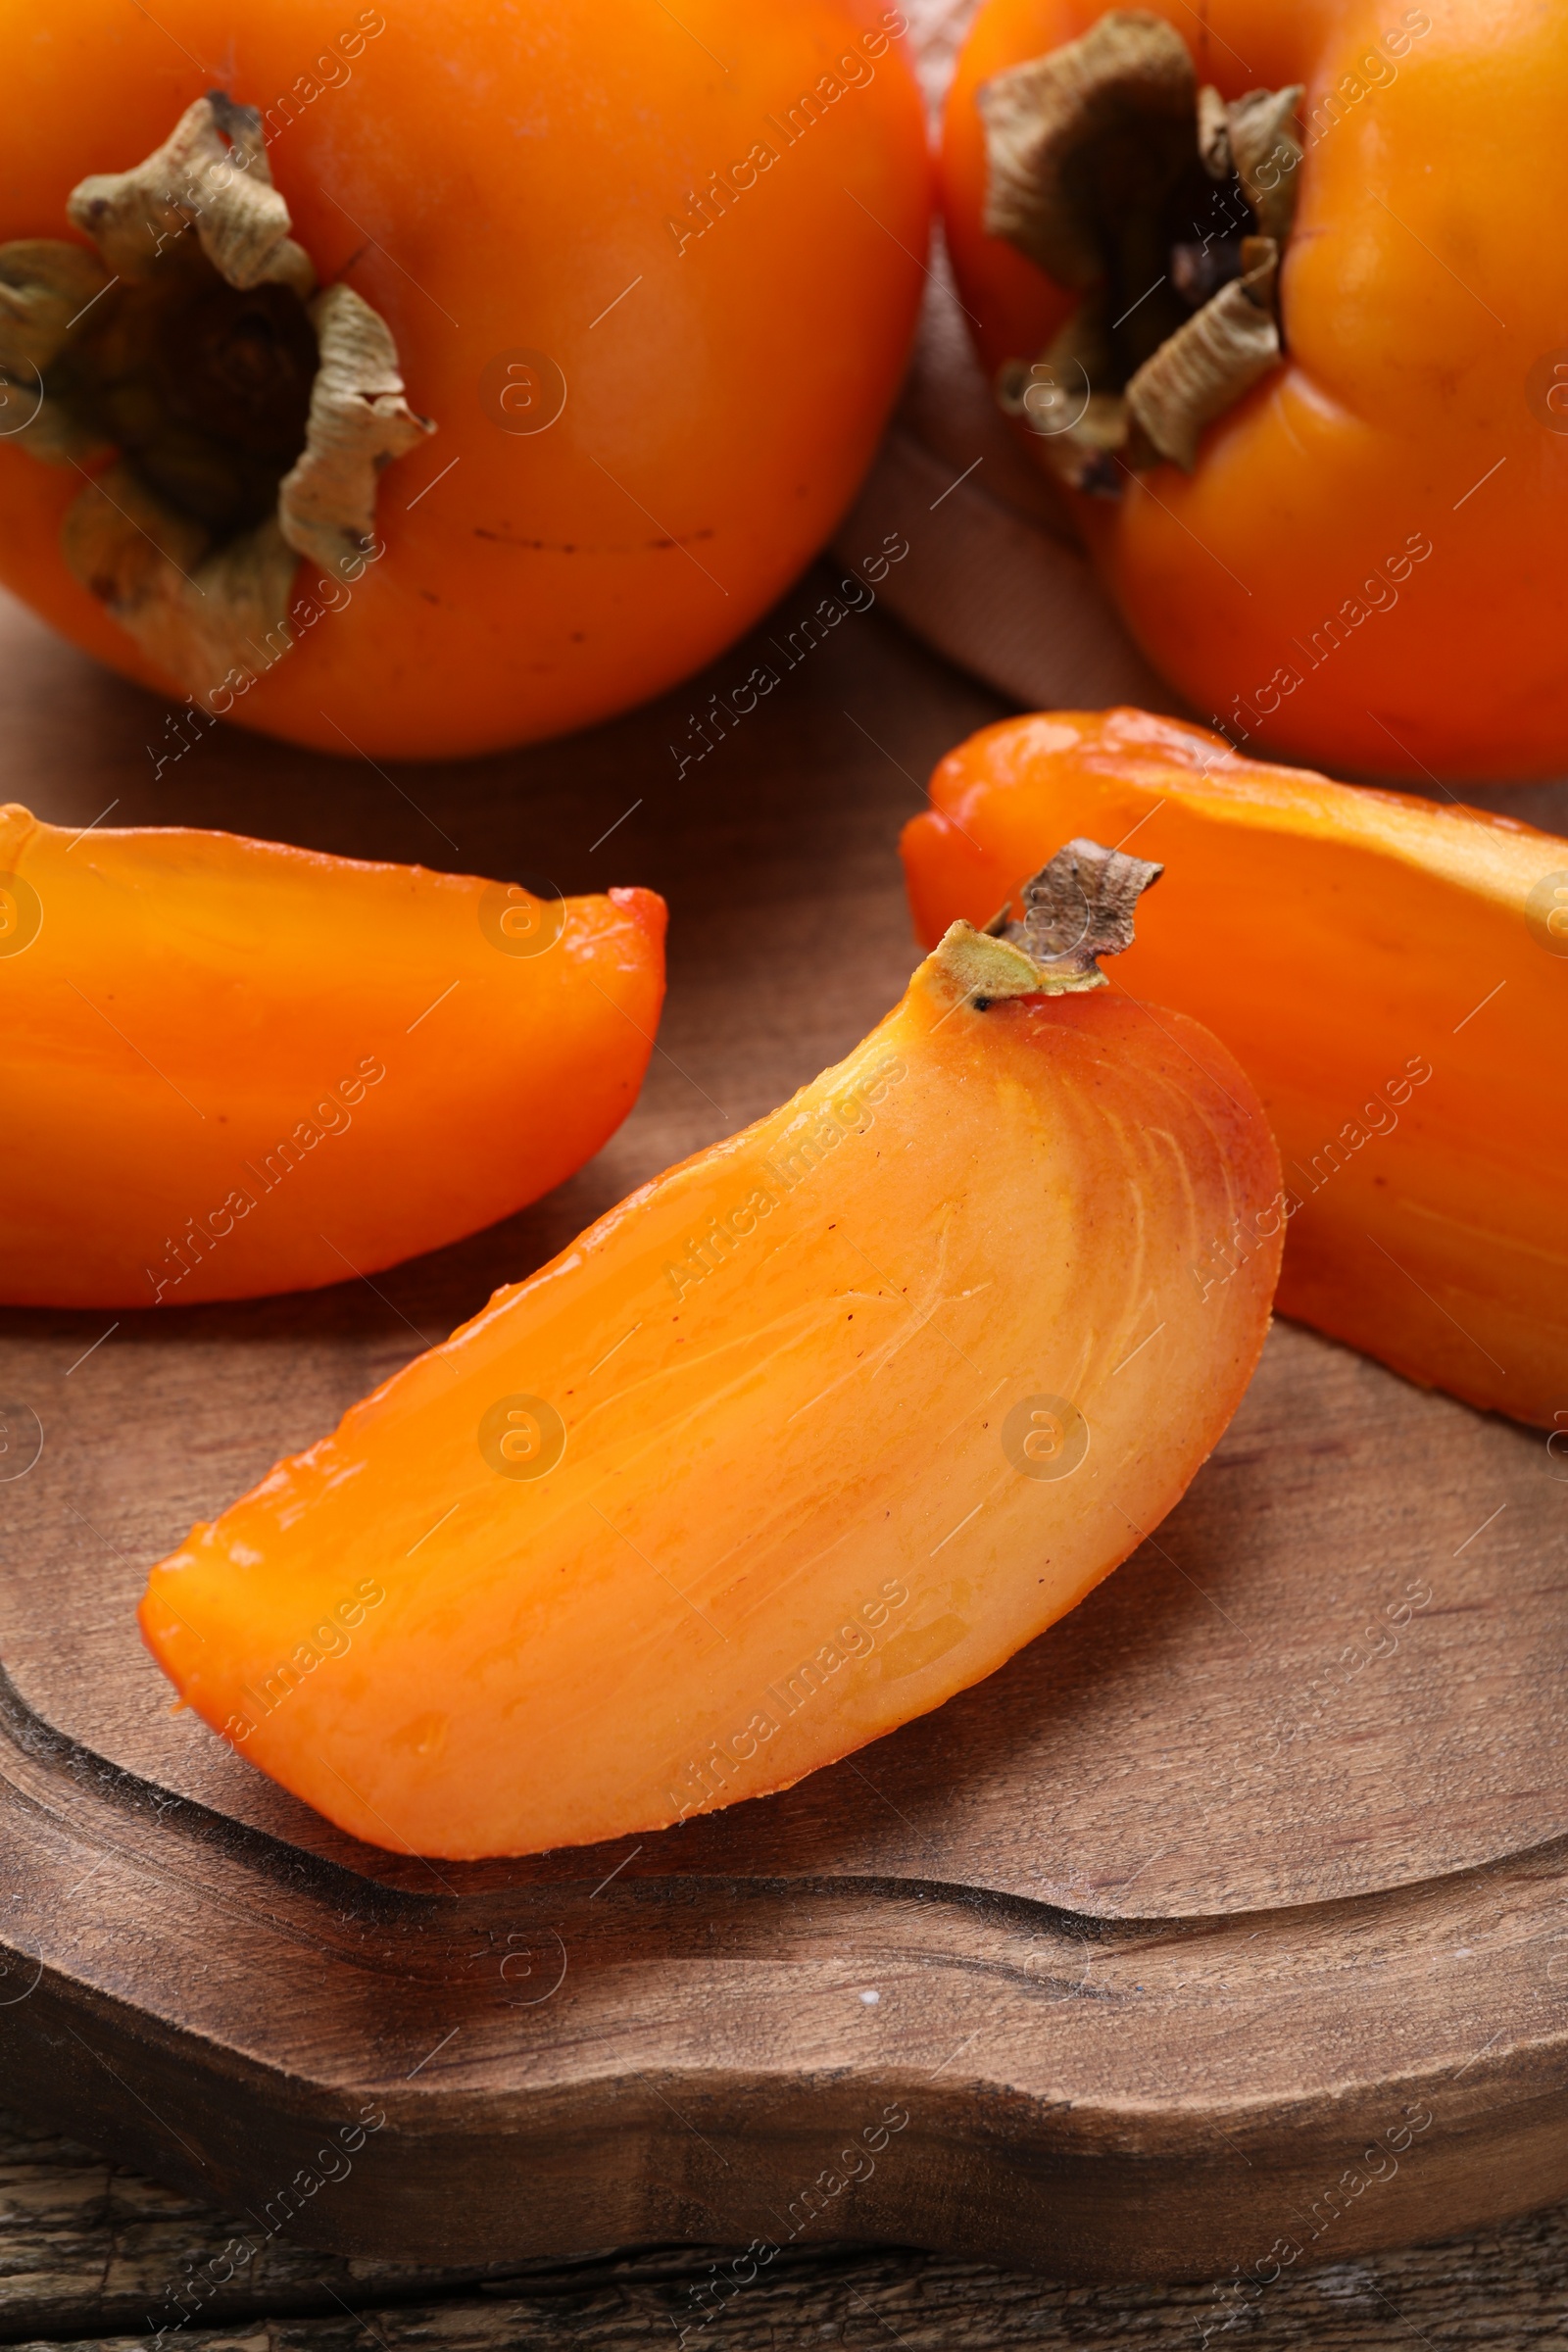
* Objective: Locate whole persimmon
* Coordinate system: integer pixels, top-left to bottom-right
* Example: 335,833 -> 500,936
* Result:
941,0 -> 1568,782
0,1 -> 929,760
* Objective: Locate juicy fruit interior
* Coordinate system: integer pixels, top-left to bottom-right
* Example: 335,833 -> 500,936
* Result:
0,806 -> 666,1308
141,949 -> 1280,1861
901,709 -> 1566,1425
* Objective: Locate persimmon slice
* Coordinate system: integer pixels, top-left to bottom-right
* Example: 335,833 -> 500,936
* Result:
140,845 -> 1281,1859
902,707 -> 1568,1425
0,804 -> 665,1306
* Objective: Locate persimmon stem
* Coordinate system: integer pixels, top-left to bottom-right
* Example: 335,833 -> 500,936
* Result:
0,94 -> 433,699
931,837 -> 1163,1004
980,9 -> 1301,493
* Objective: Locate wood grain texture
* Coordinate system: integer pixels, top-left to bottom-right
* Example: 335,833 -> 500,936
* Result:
1,582 -> 1566,2282
8,2101 -> 1568,2349
0,2106 -> 508,2340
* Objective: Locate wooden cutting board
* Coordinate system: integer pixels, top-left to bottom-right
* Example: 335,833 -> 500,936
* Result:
1,584 -> 1566,2290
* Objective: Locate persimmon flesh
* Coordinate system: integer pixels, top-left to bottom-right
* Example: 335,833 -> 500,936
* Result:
902,708 -> 1568,1426
0,0 -> 930,758
0,805 -> 665,1307
941,0 -> 1568,781
140,861 -> 1281,1859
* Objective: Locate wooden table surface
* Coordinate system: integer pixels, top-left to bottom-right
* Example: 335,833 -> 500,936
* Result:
2,570 -> 1567,2345
7,2092 -> 1568,2349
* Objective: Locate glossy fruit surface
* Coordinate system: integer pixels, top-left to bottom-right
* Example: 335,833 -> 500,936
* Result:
903,706 -> 1567,1423
942,0 -> 1568,781
0,0 -> 930,757
0,803 -> 664,1305
140,901 -> 1280,1859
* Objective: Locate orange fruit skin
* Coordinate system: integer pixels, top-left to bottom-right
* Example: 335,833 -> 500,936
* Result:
0,0 -> 931,758
0,804 -> 665,1306
941,0 -> 1568,782
140,942 -> 1280,1860
902,706 -> 1568,1425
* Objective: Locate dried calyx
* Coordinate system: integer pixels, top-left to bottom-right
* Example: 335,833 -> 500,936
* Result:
0,93 -> 433,696
980,10 -> 1301,493
932,837 -> 1163,1004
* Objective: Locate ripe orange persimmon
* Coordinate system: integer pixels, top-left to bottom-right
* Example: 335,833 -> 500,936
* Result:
140,844 -> 1280,1860
902,708 -> 1568,1425
0,1 -> 929,759
0,805 -> 664,1306
941,0 -> 1568,781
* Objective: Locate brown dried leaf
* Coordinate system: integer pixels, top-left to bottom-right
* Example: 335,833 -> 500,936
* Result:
1005,836 -> 1163,979
1227,84 -> 1304,249
1124,241 -> 1280,472
279,285 -> 435,580
979,11 -> 1195,289
60,464 -> 300,698
66,94 -> 314,293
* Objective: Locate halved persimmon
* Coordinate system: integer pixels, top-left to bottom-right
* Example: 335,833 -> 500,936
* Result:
140,844 -> 1280,1859
0,804 -> 664,1306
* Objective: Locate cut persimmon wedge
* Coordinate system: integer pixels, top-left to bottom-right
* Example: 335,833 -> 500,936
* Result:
0,805 -> 665,1306
902,709 -> 1568,1425
140,844 -> 1281,1859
